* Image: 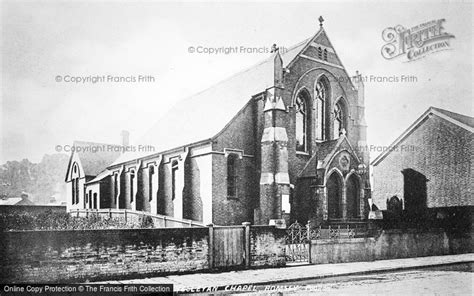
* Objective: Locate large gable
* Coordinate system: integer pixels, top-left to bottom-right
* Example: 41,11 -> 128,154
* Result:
372,107 -> 474,166
298,29 -> 344,68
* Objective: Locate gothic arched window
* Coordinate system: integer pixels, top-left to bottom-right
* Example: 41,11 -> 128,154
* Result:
318,47 -> 322,59
130,170 -> 135,203
334,101 -> 346,139
315,79 -> 328,140
71,163 -> 79,205
323,49 -> 328,61
114,173 -> 118,205
227,154 -> 238,198
149,165 -> 154,202
295,92 -> 308,152
171,161 -> 178,200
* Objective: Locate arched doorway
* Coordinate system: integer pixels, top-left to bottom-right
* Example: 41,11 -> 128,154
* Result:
402,168 -> 428,225
327,172 -> 342,219
346,174 -> 360,218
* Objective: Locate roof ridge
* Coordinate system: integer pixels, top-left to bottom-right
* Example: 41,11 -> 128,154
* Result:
178,37 -> 312,103
430,106 -> 474,123
372,107 -> 474,166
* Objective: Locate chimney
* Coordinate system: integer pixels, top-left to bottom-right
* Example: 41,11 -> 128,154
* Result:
121,130 -> 130,147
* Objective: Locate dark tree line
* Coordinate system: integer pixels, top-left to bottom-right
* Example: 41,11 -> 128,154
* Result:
0,153 -> 69,204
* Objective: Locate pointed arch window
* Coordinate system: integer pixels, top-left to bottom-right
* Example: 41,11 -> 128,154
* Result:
171,161 -> 178,201
323,49 -> 328,61
315,80 -> 328,140
227,154 -> 238,198
295,93 -> 308,152
334,100 -> 346,139
130,170 -> 135,203
71,163 -> 80,205
114,173 -> 118,205
149,165 -> 154,202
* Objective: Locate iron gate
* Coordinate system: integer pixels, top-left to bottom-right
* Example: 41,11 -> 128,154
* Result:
285,221 -> 369,263
285,221 -> 311,263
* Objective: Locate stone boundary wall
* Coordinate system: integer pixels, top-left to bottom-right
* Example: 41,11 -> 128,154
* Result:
310,229 -> 473,264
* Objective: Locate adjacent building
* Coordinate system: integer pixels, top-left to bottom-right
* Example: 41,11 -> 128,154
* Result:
371,107 -> 473,226
0,193 -> 34,206
65,140 -> 123,212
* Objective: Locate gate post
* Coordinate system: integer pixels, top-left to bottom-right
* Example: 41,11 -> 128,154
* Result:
242,222 -> 251,268
207,223 -> 214,269
307,220 -> 312,264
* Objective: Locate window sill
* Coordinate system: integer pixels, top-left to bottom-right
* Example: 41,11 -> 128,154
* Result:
296,151 -> 310,156
227,196 -> 239,200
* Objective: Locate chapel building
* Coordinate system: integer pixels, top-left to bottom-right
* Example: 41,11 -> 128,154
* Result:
65,19 -> 371,226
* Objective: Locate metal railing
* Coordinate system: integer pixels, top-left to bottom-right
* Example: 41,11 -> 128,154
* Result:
287,221 -> 371,243
68,208 -> 206,228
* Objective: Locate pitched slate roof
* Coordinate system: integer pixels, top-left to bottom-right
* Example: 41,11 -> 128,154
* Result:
110,33 -> 324,167
0,197 -> 23,205
371,106 -> 474,165
70,141 -> 123,177
431,107 -> 474,128
86,169 -> 112,184
0,197 -> 34,205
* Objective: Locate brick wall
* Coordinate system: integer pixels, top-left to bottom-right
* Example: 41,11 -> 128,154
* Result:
373,116 -> 473,210
183,157 -> 203,222
0,225 -> 288,283
158,162 -> 173,216
284,56 -> 362,185
250,226 -> 286,267
212,102 -> 259,225
0,228 -> 209,283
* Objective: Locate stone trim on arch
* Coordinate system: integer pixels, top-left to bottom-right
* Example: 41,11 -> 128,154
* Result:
291,86 -> 313,106
345,169 -> 365,218
321,161 -> 365,221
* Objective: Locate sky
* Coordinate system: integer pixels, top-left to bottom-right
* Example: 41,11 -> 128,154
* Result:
0,0 -> 472,163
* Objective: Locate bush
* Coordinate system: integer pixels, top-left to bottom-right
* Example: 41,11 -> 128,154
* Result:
140,215 -> 154,228
0,211 -> 154,231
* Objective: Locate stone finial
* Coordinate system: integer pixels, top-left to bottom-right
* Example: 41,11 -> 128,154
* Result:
319,16 -> 324,27
270,43 -> 278,53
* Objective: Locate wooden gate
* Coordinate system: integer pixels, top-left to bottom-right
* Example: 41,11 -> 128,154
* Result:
212,226 -> 245,268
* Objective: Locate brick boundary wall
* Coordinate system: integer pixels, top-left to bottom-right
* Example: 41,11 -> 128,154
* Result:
0,228 -> 209,283
0,225 -> 287,283
250,226 -> 286,267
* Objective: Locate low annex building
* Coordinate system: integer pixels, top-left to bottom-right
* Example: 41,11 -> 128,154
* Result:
65,19 -> 371,226
371,107 -> 473,226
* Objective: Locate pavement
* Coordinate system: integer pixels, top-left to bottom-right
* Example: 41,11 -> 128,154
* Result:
99,253 -> 473,293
